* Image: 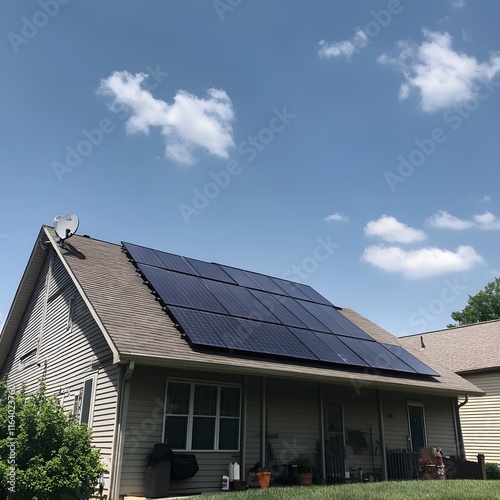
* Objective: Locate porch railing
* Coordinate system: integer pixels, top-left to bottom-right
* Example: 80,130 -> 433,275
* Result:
386,451 -> 419,480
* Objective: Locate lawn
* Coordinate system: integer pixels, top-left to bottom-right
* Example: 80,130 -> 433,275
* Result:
200,481 -> 500,500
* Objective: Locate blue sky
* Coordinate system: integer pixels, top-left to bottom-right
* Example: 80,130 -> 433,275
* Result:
2,0 -> 500,337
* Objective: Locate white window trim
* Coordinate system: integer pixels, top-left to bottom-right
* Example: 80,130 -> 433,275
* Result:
407,401 -> 427,452
77,373 -> 97,427
163,378 -> 241,452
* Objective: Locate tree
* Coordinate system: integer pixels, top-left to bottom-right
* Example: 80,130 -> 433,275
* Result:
448,277 -> 500,327
0,380 -> 105,499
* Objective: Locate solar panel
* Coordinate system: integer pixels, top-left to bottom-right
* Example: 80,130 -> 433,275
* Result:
298,301 -> 372,340
290,329 -> 368,367
292,282 -> 333,305
124,242 -> 439,378
168,307 -> 238,349
124,242 -> 197,275
235,320 -> 317,360
269,277 -> 311,301
339,337 -> 417,373
202,280 -> 273,321
382,343 -> 439,377
184,257 -> 236,284
247,289 -> 308,329
137,263 -> 226,314
219,266 -> 265,290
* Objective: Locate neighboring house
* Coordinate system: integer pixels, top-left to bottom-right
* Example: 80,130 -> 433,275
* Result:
0,226 -> 484,499
401,321 -> 500,464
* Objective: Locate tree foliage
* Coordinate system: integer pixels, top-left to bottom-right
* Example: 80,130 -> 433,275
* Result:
0,380 -> 105,499
448,277 -> 500,327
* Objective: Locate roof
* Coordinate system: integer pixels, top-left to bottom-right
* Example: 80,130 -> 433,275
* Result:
0,226 -> 484,397
401,321 -> 500,374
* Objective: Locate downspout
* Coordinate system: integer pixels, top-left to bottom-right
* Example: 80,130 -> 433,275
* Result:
109,361 -> 135,500
376,390 -> 388,481
319,383 -> 326,484
455,395 -> 469,459
260,376 -> 266,467
240,375 -> 248,481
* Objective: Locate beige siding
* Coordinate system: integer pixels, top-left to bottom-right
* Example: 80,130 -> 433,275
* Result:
381,391 -> 458,457
461,371 -> 500,463
244,376 -> 261,472
1,251 -> 119,495
120,366 -> 243,497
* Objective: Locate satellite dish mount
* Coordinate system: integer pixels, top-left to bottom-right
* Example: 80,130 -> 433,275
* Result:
54,214 -> 79,247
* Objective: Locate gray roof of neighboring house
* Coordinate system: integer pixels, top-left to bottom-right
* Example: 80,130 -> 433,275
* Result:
0,226 -> 485,396
400,321 -> 500,374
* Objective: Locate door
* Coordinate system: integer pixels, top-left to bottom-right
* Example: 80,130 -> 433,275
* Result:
407,403 -> 427,452
325,404 -> 345,480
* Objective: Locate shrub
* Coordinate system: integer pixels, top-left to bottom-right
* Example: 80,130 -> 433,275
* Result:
485,462 -> 500,480
0,380 -> 105,499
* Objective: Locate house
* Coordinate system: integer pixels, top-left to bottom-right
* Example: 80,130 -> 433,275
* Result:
401,321 -> 500,464
0,226 -> 484,499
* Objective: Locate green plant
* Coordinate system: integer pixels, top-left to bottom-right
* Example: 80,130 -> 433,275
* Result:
486,462 -> 500,480
289,454 -> 313,473
0,380 -> 106,499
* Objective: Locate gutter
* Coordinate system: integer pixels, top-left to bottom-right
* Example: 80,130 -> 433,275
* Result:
454,396 -> 469,459
109,361 -> 135,500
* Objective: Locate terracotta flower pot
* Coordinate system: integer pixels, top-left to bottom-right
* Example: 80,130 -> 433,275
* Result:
298,472 -> 313,486
256,471 -> 271,488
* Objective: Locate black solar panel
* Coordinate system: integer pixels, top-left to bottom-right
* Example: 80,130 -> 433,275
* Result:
382,343 -> 439,377
124,242 -> 196,275
202,280 -> 273,321
339,337 -> 416,374
290,329 -> 368,367
184,257 -> 236,284
137,263 -> 227,314
124,241 -> 439,378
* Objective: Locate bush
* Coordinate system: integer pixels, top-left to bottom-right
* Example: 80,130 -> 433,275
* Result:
0,380 -> 105,499
485,462 -> 500,480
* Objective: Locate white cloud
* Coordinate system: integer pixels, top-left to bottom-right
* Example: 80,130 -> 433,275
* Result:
427,210 -> 500,230
450,0 -> 465,8
99,71 -> 235,164
318,29 -> 368,61
378,30 -> 500,112
426,210 -> 474,230
481,195 -> 491,202
361,244 -> 484,279
364,215 -> 426,243
461,28 -> 472,43
324,212 -> 349,223
473,211 -> 500,230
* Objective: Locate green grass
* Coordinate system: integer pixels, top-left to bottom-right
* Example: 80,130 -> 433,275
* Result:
201,481 -> 500,500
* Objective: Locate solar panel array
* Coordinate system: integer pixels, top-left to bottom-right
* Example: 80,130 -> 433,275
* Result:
123,242 -> 439,377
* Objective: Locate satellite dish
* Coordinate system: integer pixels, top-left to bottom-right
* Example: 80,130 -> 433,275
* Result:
54,214 -> 79,241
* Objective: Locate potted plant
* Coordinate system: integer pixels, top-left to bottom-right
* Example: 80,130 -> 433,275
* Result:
290,454 -> 314,486
255,467 -> 271,489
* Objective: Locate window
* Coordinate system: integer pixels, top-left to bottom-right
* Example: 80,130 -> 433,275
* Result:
67,296 -> 76,331
74,376 -> 96,426
164,381 -> 241,451
407,402 -> 427,452
19,348 -> 37,370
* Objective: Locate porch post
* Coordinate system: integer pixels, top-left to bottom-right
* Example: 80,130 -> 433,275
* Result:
376,389 -> 388,481
240,375 -> 248,479
260,376 -> 266,467
319,383 -> 326,484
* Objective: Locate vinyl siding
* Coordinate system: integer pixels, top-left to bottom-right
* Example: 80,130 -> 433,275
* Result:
381,391 -> 458,457
1,250 -> 119,496
120,366 -> 243,497
460,371 -> 500,463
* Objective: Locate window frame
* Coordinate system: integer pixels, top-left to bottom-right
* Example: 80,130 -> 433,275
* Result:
163,379 -> 241,452
407,400 -> 427,452
75,374 -> 97,427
